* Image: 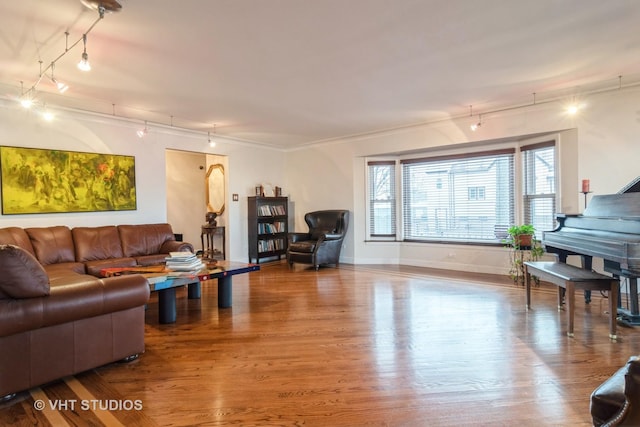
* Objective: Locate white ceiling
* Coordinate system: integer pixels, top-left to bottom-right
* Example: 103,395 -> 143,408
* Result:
1,0 -> 639,149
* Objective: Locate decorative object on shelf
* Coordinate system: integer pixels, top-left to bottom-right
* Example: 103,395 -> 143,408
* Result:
505,224 -> 544,286
0,146 -> 136,214
205,212 -> 217,227
275,186 -> 282,197
581,179 -> 592,208
262,183 -> 274,197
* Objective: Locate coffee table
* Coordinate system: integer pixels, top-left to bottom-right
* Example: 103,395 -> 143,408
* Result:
101,261 -> 260,324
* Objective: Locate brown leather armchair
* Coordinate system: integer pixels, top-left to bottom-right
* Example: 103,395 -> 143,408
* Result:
287,210 -> 349,270
591,355 -> 640,426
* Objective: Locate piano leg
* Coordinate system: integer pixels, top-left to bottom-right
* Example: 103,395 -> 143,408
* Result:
613,277 -> 640,326
582,256 -> 593,304
631,278 -> 639,315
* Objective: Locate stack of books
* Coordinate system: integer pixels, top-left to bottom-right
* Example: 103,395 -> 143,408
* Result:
165,252 -> 205,272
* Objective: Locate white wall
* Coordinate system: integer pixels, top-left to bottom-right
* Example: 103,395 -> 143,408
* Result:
0,101 -> 286,263
285,86 -> 640,274
2,85 -> 638,274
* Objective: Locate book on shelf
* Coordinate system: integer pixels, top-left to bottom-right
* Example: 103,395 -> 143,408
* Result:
257,204 -> 286,217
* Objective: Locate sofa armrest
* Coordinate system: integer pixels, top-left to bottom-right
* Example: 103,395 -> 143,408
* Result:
159,240 -> 194,254
0,274 -> 149,338
322,233 -> 343,241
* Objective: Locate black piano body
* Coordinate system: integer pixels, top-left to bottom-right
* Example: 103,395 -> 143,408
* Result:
542,189 -> 640,324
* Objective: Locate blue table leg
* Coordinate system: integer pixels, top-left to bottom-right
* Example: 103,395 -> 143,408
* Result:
218,276 -> 232,308
158,288 -> 177,324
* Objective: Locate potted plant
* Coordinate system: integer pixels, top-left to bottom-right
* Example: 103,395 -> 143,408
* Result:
505,224 -> 544,285
507,224 -> 536,248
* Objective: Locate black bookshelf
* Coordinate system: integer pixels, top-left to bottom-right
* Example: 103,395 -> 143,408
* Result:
248,196 -> 288,263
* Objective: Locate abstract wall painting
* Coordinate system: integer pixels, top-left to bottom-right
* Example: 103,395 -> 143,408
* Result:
0,146 -> 136,214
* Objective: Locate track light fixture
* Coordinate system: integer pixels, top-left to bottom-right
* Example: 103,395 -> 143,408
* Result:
468,105 -> 481,131
16,1 -> 120,109
19,81 -> 33,109
137,121 -> 149,138
470,115 -> 482,131
77,34 -> 91,71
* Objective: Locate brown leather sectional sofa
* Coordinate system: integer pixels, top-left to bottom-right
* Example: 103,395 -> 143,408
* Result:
0,223 -> 193,401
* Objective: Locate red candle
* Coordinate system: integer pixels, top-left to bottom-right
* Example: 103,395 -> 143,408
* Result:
582,179 -> 590,193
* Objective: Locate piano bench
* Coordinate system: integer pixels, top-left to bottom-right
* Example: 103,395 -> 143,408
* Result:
523,261 -> 619,339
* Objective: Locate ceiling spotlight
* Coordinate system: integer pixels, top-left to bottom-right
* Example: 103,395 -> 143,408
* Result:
137,121 -> 149,138
470,114 -> 482,131
50,62 -> 69,93
20,97 -> 34,109
209,124 -> 217,147
53,79 -> 69,93
42,109 -> 55,122
77,34 -> 91,71
19,81 -> 34,108
566,104 -> 579,115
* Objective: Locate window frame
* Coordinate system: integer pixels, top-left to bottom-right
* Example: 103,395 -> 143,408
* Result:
365,138 -> 559,245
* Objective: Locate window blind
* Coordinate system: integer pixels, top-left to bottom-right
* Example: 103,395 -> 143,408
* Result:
401,149 -> 515,242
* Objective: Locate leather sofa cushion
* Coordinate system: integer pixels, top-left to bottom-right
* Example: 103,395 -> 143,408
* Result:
288,241 -> 317,253
26,226 -> 76,266
44,262 -> 87,279
0,227 -> 36,257
118,223 -> 175,257
0,245 -> 50,299
72,226 -> 124,262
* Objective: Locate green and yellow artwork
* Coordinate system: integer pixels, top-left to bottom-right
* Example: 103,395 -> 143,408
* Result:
0,146 -> 136,214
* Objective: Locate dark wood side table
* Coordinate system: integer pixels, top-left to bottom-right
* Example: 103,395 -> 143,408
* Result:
201,225 -> 225,260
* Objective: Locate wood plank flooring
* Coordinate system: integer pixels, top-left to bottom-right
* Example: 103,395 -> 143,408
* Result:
2,262 -> 640,426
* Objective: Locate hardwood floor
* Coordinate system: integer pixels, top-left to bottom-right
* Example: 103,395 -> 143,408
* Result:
2,262 -> 640,426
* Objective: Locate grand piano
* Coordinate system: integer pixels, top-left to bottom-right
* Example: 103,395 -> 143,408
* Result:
542,178 -> 640,325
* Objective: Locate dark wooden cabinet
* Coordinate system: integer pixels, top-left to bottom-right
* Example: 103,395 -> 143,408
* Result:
201,225 -> 225,260
248,196 -> 288,263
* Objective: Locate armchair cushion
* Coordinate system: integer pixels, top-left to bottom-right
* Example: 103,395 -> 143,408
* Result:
288,241 -> 317,254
